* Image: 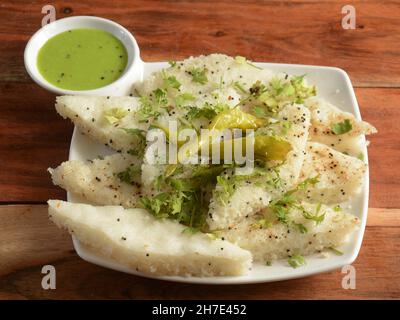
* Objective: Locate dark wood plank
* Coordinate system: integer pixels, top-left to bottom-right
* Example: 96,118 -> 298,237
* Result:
0,83 -> 71,202
1,84 -> 397,207
0,0 -> 399,87
356,87 -> 400,209
0,205 -> 399,299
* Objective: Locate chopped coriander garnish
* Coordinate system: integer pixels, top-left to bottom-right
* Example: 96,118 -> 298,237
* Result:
331,119 -> 352,135
292,222 -> 308,234
141,164 -> 224,229
234,55 -> 262,70
175,93 -> 195,108
235,56 -> 247,65
168,60 -> 177,67
189,68 -> 208,84
127,149 -> 140,156
163,73 -> 181,89
281,120 -> 292,134
246,75 -> 316,112
233,81 -> 247,94
290,75 -> 316,103
140,193 -> 170,218
121,127 -> 146,137
329,247 -> 344,256
268,176 -> 320,226
116,166 -> 141,185
215,175 -> 236,205
301,206 -> 325,224
288,254 -> 306,268
182,227 -> 200,235
215,167 -> 282,205
251,218 -> 273,229
357,153 -> 364,161
186,106 -> 217,120
295,176 -> 320,191
253,106 -> 269,118
137,96 -> 161,120
153,88 -> 168,105
104,108 -> 129,125
121,128 -> 146,157
333,205 -> 342,212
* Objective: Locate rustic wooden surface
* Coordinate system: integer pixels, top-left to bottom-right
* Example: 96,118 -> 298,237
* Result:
0,0 -> 399,299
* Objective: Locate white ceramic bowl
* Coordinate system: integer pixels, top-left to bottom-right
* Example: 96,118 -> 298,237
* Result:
24,16 -> 144,96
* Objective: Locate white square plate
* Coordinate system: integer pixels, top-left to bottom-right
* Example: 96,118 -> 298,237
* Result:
68,62 -> 369,284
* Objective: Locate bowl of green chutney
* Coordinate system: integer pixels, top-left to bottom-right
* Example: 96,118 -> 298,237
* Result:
24,16 -> 143,96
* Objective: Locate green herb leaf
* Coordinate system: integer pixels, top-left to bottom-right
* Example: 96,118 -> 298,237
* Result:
215,175 -> 236,205
137,96 -> 161,120
104,108 -> 129,125
168,60 -> 177,67
121,128 -> 146,156
165,75 -> 181,89
116,166 -> 141,185
142,164 -> 223,229
233,81 -> 247,94
189,68 -> 208,84
294,176 -> 320,193
301,207 -> 325,224
329,247 -> 344,256
252,219 -> 273,229
140,193 -> 170,218
253,106 -> 268,118
292,222 -> 308,234
291,75 -> 316,104
187,107 -> 216,120
175,93 -> 195,108
127,149 -> 140,156
182,227 -> 200,235
235,56 -> 247,65
333,205 -> 342,212
153,88 -> 168,105
331,119 -> 352,135
234,55 -> 262,70
288,254 -> 306,268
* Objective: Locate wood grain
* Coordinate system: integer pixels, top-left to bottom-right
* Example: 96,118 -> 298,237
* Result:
0,1 -> 400,87
0,83 -> 71,203
0,0 -> 399,300
1,84 -> 398,207
0,205 -> 399,300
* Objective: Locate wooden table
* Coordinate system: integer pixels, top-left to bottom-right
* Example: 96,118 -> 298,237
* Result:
0,0 -> 399,300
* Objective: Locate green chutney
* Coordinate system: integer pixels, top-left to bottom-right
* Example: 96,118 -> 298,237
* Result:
37,28 -> 128,90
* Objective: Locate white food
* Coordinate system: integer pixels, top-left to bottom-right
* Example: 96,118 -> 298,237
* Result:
207,103 -> 311,230
306,97 -> 377,155
297,142 -> 366,203
55,96 -> 145,152
48,200 -> 252,276
49,154 -> 141,207
135,53 -> 275,97
220,202 -> 359,262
